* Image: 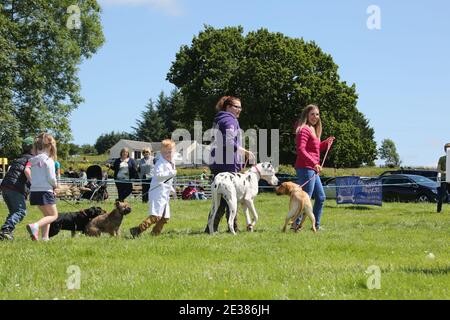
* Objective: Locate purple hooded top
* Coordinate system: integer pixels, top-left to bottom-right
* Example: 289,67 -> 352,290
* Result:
209,111 -> 243,173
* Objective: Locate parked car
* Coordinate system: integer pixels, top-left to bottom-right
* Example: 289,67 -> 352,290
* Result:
380,169 -> 438,182
380,174 -> 438,203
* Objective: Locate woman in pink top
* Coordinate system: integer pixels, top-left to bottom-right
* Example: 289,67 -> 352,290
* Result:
295,105 -> 335,230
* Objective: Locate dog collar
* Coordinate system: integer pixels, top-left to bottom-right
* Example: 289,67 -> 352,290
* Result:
252,165 -> 262,177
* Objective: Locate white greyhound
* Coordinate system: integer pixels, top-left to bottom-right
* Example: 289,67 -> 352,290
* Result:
207,162 -> 278,235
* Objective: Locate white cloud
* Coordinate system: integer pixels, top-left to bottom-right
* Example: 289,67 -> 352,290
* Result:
99,0 -> 183,16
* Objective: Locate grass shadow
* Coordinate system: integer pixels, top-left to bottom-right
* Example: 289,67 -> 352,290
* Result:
324,205 -> 376,211
400,266 -> 450,275
344,206 -> 377,211
164,227 -> 277,237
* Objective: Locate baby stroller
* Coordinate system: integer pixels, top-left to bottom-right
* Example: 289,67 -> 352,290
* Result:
79,165 -> 109,202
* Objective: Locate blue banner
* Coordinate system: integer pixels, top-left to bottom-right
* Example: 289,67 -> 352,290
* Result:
336,176 -> 382,206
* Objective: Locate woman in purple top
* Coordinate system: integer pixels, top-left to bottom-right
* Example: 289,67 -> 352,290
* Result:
205,96 -> 254,233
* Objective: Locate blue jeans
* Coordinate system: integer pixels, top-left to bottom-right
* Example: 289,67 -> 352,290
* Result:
192,192 -> 207,200
1,189 -> 28,233
296,168 -> 326,228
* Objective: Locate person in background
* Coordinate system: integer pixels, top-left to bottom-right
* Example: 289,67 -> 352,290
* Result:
112,148 -> 138,201
26,133 -> 59,241
79,168 -> 88,186
54,159 -> 61,180
0,137 -> 34,240
138,147 -> 155,203
437,143 -> 450,213
66,166 -> 77,178
182,182 -> 197,200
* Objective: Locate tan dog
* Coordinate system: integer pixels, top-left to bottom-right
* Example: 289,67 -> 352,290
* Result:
276,182 -> 316,233
85,201 -> 132,237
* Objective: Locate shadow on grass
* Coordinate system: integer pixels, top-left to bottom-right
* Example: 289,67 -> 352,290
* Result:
344,206 -> 377,211
400,266 -> 450,275
164,227 -> 280,237
324,205 -> 376,211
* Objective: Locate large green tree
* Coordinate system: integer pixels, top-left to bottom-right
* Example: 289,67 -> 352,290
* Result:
0,0 -> 104,157
167,26 -> 377,167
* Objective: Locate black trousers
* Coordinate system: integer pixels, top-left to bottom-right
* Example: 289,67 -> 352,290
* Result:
116,182 -> 133,202
204,170 -> 238,233
437,182 -> 450,213
141,179 -> 152,203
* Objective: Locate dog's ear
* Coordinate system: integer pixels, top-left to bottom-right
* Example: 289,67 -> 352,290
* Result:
283,182 -> 293,194
275,183 -> 286,195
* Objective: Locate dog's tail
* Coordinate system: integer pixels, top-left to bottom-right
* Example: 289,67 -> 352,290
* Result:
297,196 -> 304,219
207,183 -> 221,234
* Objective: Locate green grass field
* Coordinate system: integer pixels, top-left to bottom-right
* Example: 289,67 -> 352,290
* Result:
0,194 -> 449,300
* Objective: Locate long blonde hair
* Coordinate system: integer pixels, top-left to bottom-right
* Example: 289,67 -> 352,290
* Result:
295,104 -> 322,139
34,133 -> 57,160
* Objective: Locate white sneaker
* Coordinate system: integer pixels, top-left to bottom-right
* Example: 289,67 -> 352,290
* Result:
26,223 -> 39,241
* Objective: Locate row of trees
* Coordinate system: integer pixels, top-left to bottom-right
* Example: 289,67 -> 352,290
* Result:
116,26 -> 401,167
91,93 -> 400,168
0,5 -> 398,168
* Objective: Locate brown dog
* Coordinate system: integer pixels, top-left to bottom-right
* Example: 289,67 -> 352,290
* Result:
276,182 -> 316,233
85,201 -> 132,237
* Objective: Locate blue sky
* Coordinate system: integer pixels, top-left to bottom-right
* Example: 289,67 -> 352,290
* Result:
72,0 -> 450,167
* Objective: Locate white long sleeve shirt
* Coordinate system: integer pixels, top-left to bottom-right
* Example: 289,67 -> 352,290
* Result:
148,157 -> 176,218
30,152 -> 57,192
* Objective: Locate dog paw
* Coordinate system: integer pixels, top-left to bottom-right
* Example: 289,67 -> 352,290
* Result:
294,226 -> 303,233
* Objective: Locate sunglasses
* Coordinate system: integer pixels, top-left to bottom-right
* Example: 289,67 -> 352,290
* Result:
229,104 -> 242,110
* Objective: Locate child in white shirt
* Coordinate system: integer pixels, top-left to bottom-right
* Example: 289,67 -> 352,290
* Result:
130,140 -> 176,237
26,133 -> 59,241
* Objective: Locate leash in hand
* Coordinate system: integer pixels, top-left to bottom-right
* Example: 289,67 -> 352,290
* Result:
299,143 -> 332,189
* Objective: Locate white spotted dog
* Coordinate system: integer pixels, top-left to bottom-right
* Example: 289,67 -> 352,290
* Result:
207,162 -> 278,235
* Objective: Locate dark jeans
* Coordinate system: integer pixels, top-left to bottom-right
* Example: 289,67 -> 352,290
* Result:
141,179 -> 152,203
437,182 -> 449,213
204,170 -> 238,233
1,189 -> 27,233
116,182 -> 133,201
